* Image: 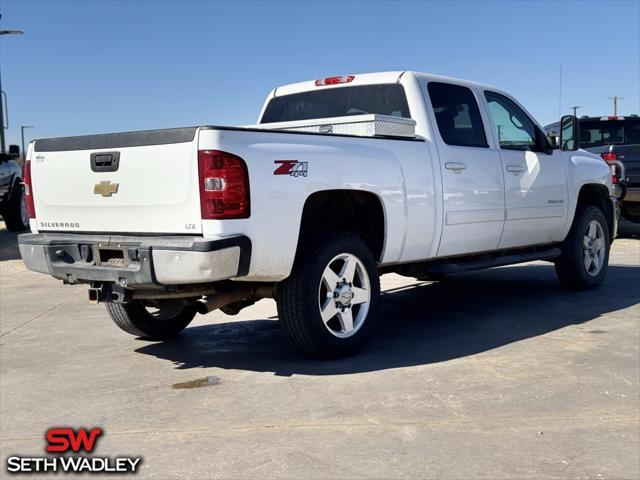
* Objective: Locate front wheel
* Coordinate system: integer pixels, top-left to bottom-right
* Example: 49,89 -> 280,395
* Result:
105,300 -> 196,340
555,205 -> 610,290
277,232 -> 380,358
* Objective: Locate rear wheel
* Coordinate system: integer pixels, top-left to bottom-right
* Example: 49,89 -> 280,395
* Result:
2,183 -> 29,231
105,300 -> 196,340
277,232 -> 380,358
555,205 -> 610,290
277,233 -> 380,358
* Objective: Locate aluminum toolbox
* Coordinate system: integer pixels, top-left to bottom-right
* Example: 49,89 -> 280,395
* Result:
256,114 -> 416,139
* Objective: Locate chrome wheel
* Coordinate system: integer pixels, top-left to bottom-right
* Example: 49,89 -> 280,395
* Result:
583,219 -> 606,277
318,253 -> 371,338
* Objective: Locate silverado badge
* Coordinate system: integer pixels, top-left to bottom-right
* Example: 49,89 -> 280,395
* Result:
93,180 -> 119,197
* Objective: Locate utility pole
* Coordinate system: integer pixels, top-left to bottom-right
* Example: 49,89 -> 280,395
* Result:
558,63 -> 563,119
609,96 -> 624,115
0,15 -> 24,154
569,106 -> 581,117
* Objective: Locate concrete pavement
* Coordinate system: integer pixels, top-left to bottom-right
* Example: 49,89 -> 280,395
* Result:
1,222 -> 638,479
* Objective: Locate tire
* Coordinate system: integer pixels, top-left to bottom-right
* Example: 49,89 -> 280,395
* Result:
105,300 -> 196,340
2,183 -> 29,232
276,232 -> 380,358
555,205 -> 610,290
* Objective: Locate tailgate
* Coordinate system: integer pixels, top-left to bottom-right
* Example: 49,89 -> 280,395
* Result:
618,145 -> 640,188
30,127 -> 202,234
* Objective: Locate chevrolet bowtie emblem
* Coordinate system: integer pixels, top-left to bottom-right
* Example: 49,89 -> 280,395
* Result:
93,180 -> 119,197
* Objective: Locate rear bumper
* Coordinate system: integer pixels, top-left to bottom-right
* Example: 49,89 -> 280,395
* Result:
623,187 -> 640,203
18,233 -> 251,286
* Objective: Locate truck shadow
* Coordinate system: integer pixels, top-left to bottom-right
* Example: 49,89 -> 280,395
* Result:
0,223 -> 23,261
135,264 -> 640,376
618,219 -> 640,238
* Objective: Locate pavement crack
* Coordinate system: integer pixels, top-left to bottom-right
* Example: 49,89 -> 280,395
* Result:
0,291 -> 81,338
2,415 -> 638,442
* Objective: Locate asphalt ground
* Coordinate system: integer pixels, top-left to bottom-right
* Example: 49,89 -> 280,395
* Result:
1,221 -> 638,479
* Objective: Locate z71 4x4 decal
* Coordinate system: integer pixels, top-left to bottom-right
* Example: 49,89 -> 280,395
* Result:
274,160 -> 308,177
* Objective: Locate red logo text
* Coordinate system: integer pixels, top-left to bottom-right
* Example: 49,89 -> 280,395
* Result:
46,428 -> 103,453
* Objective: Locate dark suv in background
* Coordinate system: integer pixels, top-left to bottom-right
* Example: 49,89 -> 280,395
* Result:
0,145 -> 29,232
546,115 -> 640,223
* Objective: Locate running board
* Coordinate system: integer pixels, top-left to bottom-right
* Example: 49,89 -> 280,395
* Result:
423,247 -> 562,275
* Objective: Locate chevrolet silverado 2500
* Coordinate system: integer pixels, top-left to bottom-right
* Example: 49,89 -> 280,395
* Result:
19,72 -> 616,357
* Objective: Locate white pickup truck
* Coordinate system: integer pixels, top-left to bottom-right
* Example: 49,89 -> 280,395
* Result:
19,71 -> 616,358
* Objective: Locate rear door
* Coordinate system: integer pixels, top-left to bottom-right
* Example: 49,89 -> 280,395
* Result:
483,91 -> 568,248
423,81 -> 505,257
30,128 -> 203,234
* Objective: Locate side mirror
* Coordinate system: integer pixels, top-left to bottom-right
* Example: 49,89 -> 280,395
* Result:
546,130 -> 559,148
559,115 -> 580,151
8,144 -> 20,159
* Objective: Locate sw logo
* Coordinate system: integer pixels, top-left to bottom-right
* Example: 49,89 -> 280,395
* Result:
5,426 -> 142,474
46,427 -> 103,453
274,160 -> 308,177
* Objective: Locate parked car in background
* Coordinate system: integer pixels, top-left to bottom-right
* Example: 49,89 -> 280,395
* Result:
19,72 -> 616,358
0,145 -> 29,231
546,115 -> 640,223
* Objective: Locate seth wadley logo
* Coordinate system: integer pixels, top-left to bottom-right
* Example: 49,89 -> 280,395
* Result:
6,427 -> 142,474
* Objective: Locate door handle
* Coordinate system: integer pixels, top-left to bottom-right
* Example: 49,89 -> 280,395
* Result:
445,162 -> 467,173
90,151 -> 120,172
506,164 -> 525,174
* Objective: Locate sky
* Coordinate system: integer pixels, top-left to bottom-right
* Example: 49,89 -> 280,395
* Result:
1,0 -> 639,148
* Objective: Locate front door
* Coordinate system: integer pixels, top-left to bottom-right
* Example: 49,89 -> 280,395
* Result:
424,81 -> 505,257
483,91 -> 568,249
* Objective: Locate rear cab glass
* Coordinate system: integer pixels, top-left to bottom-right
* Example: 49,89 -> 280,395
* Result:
579,118 -> 640,148
260,84 -> 411,123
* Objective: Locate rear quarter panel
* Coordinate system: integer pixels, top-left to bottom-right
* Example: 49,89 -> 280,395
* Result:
198,128 -> 436,281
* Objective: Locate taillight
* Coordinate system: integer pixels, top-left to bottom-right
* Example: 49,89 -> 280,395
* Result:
315,75 -> 355,86
198,150 -> 250,219
23,160 -> 36,218
601,152 -> 618,184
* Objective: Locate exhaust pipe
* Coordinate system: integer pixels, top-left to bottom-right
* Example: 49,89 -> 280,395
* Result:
195,285 -> 255,315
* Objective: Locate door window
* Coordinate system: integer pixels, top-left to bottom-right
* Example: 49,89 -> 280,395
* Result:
485,91 -> 541,152
427,82 -> 488,148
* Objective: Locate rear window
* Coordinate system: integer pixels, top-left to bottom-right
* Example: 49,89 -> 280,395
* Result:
579,118 -> 640,148
260,84 -> 411,123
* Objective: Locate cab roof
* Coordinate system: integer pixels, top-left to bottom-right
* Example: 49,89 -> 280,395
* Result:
271,71 -> 502,97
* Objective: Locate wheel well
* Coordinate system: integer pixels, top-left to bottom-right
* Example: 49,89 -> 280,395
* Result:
576,184 -> 613,235
298,190 -> 385,261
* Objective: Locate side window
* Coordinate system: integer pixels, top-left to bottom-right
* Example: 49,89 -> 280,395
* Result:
427,82 -> 488,148
484,91 -> 540,152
